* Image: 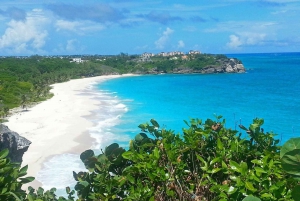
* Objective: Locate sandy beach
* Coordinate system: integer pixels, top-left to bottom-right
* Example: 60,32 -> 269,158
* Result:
4,74 -> 132,188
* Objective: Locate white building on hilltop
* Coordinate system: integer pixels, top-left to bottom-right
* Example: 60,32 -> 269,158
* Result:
70,58 -> 82,63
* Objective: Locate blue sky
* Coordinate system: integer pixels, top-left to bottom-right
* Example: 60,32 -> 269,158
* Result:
0,0 -> 299,55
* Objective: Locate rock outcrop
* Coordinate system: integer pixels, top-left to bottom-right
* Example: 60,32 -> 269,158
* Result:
0,124 -> 31,163
173,58 -> 245,74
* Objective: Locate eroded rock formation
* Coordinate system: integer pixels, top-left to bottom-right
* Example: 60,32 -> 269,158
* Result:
0,124 -> 31,163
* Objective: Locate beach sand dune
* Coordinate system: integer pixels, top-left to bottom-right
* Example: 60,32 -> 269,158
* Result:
4,74 -> 131,188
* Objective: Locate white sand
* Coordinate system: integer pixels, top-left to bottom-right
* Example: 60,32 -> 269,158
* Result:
4,74 -> 133,188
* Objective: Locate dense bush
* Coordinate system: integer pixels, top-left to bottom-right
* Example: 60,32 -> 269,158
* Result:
2,117 -> 300,200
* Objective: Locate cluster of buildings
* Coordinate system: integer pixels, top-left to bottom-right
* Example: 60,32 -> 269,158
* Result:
69,50 -> 202,63
139,50 -> 201,62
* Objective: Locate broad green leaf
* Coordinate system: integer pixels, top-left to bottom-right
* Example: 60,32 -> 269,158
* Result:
229,160 -> 241,173
254,167 -> 266,173
1,187 -> 7,194
239,125 -> 248,131
19,165 -> 28,176
79,181 -> 89,187
80,149 -> 94,162
211,168 -> 221,174
153,147 -> 159,159
261,193 -> 272,198
210,157 -> 220,165
280,137 -> 300,158
150,119 -> 159,128
122,151 -> 134,160
27,194 -> 34,201
217,138 -> 223,150
127,175 -> 135,184
245,182 -> 256,192
0,149 -> 9,159
242,195 -> 261,201
19,176 -> 35,184
228,186 -> 237,195
292,185 -> 300,201
240,162 -> 248,175
281,149 -> 300,176
105,143 -> 119,156
135,133 -> 148,142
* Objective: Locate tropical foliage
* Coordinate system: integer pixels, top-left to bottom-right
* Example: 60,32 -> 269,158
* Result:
1,117 -> 300,200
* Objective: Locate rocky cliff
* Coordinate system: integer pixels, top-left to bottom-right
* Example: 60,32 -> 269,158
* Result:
173,59 -> 245,74
143,58 -> 245,74
0,124 -> 31,163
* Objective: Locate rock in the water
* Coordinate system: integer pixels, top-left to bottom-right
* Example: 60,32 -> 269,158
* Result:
0,124 -> 31,163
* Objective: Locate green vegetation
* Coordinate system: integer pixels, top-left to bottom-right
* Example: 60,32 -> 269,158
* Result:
0,56 -> 117,111
1,117 -> 300,200
0,53 -> 241,120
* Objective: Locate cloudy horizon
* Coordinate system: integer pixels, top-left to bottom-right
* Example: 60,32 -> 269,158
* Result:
0,0 -> 300,56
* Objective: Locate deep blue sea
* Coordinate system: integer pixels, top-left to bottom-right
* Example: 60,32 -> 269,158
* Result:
38,52 -> 300,194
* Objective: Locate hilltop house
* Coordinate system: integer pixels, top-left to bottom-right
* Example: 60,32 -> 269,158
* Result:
139,52 -> 154,62
70,58 -> 82,63
188,50 -> 201,55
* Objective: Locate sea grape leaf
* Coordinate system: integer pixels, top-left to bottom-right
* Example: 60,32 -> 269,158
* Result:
18,165 -> 28,177
135,133 -> 148,142
80,150 -> 94,162
150,119 -> 159,128
281,149 -> 300,176
105,143 -> 119,156
19,176 -> 34,184
280,137 -> 300,158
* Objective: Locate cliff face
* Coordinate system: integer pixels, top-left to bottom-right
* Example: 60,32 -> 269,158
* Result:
0,124 -> 31,163
143,58 -> 245,74
173,59 -> 245,74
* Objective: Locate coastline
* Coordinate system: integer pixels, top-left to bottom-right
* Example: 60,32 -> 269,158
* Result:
4,74 -> 134,189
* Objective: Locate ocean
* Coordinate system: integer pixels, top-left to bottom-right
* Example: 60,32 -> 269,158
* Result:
37,52 -> 300,195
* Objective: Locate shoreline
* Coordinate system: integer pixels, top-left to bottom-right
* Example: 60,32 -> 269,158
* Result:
4,74 -> 134,189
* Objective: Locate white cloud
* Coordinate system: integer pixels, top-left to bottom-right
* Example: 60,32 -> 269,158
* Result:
205,21 -> 277,33
177,40 -> 185,48
155,27 -> 174,49
0,9 -> 49,54
227,35 -> 243,49
55,20 -> 106,35
227,32 -> 266,49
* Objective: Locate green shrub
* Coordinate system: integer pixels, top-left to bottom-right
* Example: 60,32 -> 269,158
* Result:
1,117 -> 299,200
0,149 -> 34,200
72,117 -> 295,200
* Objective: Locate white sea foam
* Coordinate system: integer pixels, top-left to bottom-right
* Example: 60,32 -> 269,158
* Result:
36,153 -> 85,194
36,82 -> 131,195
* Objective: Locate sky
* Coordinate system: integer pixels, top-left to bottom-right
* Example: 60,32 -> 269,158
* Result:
0,0 -> 300,56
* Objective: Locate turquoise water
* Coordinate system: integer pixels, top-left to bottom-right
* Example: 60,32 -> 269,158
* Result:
98,52 -> 300,144
38,52 -> 300,194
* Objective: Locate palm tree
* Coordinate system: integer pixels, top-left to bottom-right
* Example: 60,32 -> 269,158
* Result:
20,94 -> 29,111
